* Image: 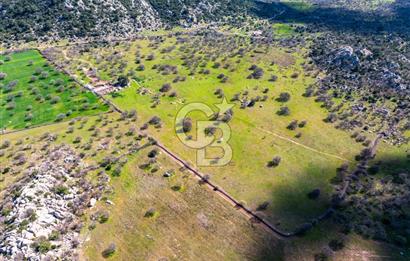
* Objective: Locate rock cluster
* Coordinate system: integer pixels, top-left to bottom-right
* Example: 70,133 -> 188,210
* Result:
0,146 -> 91,260
330,46 -> 360,71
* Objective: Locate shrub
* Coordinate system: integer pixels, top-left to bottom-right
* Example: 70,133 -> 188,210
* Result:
48,231 -> 60,241
291,72 -> 299,78
287,120 -> 298,130
6,102 -> 16,110
269,75 -> 278,82
277,106 -> 290,116
324,113 -> 337,123
29,75 -> 37,82
55,113 -> 66,122
204,126 -> 216,136
268,156 -> 281,167
116,75 -> 129,87
146,53 -> 155,61
248,67 -> 264,79
304,87 -> 314,97
102,243 -> 116,258
73,136 -> 82,144
277,92 -> 291,102
40,71 -> 49,79
32,237 -> 52,254
0,72 -> 7,80
159,83 -> 172,92
144,208 -> 157,218
1,140 -> 10,149
148,116 -> 161,125
96,211 -> 110,223
54,185 -> 69,195
137,64 -> 145,71
112,166 -> 122,177
182,117 -> 192,133
24,113 -> 33,121
256,201 -> 270,211
307,189 -> 321,199
221,109 -> 234,123
148,149 -> 159,158
298,120 -> 307,128
50,96 -> 61,104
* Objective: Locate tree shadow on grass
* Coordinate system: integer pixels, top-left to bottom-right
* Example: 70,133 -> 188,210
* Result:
252,0 -> 410,35
251,151 -> 409,260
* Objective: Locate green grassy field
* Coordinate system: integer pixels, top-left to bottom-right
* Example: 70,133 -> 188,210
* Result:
1,29 -> 408,260
0,112 -> 282,260
0,50 -> 108,130
81,147 -> 282,261
57,32 -> 375,230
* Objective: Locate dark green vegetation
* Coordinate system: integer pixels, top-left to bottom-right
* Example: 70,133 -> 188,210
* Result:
0,0 -> 248,42
0,50 -> 108,130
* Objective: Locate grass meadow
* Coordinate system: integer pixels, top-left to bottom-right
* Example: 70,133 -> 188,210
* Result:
0,50 -> 108,130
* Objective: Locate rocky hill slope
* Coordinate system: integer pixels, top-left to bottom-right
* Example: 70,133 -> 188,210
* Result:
0,0 -> 247,41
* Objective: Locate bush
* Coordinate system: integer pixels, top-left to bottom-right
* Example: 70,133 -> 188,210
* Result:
144,208 -> 157,218
267,156 -> 281,167
148,149 -> 159,158
159,83 -> 172,92
50,96 -> 61,104
148,116 -> 161,125
96,211 -> 110,223
287,120 -> 298,130
40,71 -> 49,79
55,113 -> 66,122
182,117 -> 192,133
1,140 -> 10,149
256,201 -> 270,211
32,237 -> 52,254
116,75 -> 129,87
269,75 -> 278,82
54,185 -> 69,195
277,92 -> 291,102
307,189 -> 321,199
73,136 -> 82,144
204,126 -> 216,136
29,75 -> 37,82
6,102 -> 16,110
277,106 -> 290,116
24,113 -> 33,121
137,64 -> 145,71
324,113 -> 337,123
221,109 -> 233,123
298,120 -> 307,128
102,243 -> 116,258
146,53 -> 155,61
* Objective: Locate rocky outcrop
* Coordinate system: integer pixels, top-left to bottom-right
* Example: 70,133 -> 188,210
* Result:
0,146 -> 92,260
0,0 -> 247,41
330,46 -> 360,71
